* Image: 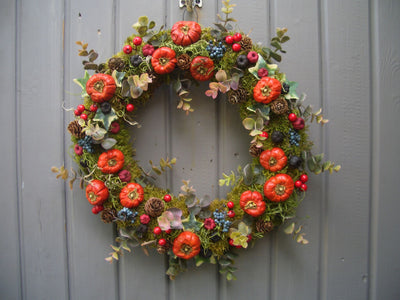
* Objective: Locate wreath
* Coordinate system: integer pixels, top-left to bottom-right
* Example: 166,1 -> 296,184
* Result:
53,1 -> 340,280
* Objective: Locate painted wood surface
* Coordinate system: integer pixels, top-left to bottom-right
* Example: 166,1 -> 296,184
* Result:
1,0 -> 399,299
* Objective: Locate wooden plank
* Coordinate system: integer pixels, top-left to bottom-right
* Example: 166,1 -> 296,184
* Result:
271,0 -> 323,299
371,1 -> 400,299
116,1 -> 169,299
322,0 -> 371,299
0,0 -> 22,299
17,0 -> 68,299
167,1 -> 220,298
64,1 -> 118,299
219,1 -> 272,299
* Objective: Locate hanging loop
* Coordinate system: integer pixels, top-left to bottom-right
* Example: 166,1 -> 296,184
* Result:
179,0 -> 202,21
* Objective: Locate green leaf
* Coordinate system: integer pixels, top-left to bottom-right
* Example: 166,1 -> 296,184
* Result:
219,259 -> 231,267
182,213 -> 202,232
148,20 -> 156,29
138,16 -> 149,26
73,70 -> 91,97
271,40 -> 282,50
284,81 -> 299,100
93,108 -> 118,131
284,222 -> 295,234
242,118 -> 255,130
269,51 -> 282,62
281,36 -> 290,43
248,55 -> 268,79
112,70 -> 125,87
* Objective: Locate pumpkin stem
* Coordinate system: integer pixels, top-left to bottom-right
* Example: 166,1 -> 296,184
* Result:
128,189 -> 138,200
108,159 -> 117,167
244,201 -> 257,210
159,57 -> 170,66
261,85 -> 271,97
181,243 -> 193,255
181,25 -> 189,35
269,157 -> 277,166
93,80 -> 105,93
275,184 -> 286,196
88,192 -> 97,203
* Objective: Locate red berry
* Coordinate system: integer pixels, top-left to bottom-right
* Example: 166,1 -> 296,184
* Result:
158,238 -> 167,246
233,33 -> 242,42
229,239 -> 235,246
232,43 -> 241,52
260,131 -> 269,138
92,205 -> 103,214
225,35 -> 234,44
80,113 -> 88,121
123,44 -> 132,54
163,194 -> 172,202
77,104 -> 85,113
295,180 -> 303,188
165,229 -> 172,234
300,174 -> 309,183
110,121 -> 120,134
227,210 -> 235,218
133,36 -> 142,46
126,104 -> 135,112
90,104 -> 98,112
140,214 -> 150,224
153,226 -> 162,235
247,234 -> 252,242
74,109 -> 81,116
257,68 -> 269,78
288,113 -> 297,122
227,201 -> 234,209
300,183 -> 308,191
247,51 -> 259,64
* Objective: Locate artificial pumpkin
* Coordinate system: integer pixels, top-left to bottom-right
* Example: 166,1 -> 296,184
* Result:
119,182 -> 144,208
85,179 -> 109,205
171,21 -> 202,46
86,73 -> 116,103
190,56 -> 215,81
253,77 -> 282,104
97,149 -> 124,174
260,147 -> 288,172
151,47 -> 177,74
172,231 -> 201,260
264,173 -> 294,202
239,190 -> 266,217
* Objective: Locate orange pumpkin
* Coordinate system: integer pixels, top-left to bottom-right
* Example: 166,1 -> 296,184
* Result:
260,147 -> 287,172
171,21 -> 202,46
151,47 -> 177,74
85,179 -> 109,205
239,190 -> 266,217
97,149 -> 124,174
119,182 -> 144,208
86,73 -> 116,103
172,231 -> 201,259
253,77 -> 281,104
190,56 -> 214,81
264,173 -> 294,202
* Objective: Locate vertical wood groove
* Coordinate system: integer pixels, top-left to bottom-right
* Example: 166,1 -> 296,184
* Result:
368,0 -> 379,299
317,0 -> 328,299
14,0 -> 24,298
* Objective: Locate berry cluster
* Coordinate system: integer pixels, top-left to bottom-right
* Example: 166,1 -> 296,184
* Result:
206,40 -> 226,59
295,174 -> 309,191
225,32 -> 242,52
213,209 -> 232,233
117,207 -> 138,223
78,136 -> 94,153
289,129 -> 301,146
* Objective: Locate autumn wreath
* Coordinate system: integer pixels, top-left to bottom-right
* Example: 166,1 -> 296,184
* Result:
53,0 -> 339,280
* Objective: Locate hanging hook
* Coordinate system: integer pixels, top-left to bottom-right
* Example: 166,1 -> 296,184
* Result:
179,0 -> 202,21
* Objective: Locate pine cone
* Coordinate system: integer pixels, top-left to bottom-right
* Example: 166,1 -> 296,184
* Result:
100,208 -> 117,223
239,36 -> 253,52
157,240 -> 171,254
256,220 -> 274,233
270,98 -> 289,115
228,87 -> 248,104
144,197 -> 165,217
249,143 -> 263,157
108,57 -> 126,72
176,54 -> 191,70
67,120 -> 85,139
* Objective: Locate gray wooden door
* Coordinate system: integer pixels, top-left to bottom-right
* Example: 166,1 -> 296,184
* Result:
1,0 -> 399,299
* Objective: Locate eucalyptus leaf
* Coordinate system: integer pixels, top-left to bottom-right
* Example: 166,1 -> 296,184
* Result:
242,118 -> 255,130
248,55 -> 268,79
148,20 -> 155,29
101,138 -> 117,150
